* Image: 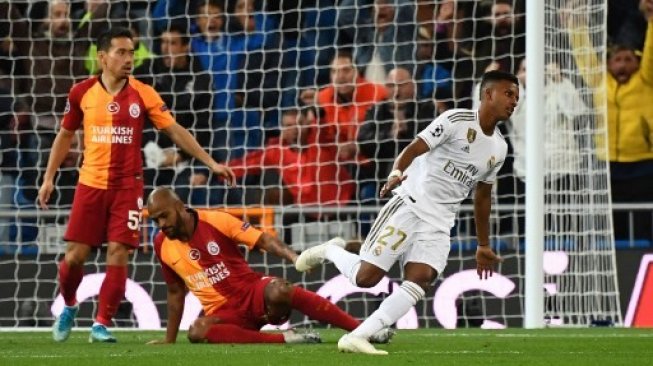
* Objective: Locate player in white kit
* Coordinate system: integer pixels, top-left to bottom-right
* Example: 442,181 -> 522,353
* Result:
295,70 -> 520,355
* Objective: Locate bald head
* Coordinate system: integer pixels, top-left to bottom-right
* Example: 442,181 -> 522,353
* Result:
147,187 -> 189,240
147,187 -> 181,209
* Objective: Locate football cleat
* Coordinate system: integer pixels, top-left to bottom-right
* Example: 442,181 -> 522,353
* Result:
89,324 -> 117,343
295,237 -> 346,272
52,304 -> 79,342
282,329 -> 322,344
338,333 -> 388,355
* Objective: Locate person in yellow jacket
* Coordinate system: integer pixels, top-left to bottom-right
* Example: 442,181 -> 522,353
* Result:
565,0 -> 653,239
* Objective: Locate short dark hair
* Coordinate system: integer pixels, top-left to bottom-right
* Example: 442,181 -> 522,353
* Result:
479,70 -> 519,96
195,0 -> 225,14
164,21 -> 191,45
332,48 -> 354,64
97,27 -> 133,52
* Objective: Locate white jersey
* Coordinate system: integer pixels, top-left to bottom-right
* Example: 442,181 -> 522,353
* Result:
395,109 -> 508,231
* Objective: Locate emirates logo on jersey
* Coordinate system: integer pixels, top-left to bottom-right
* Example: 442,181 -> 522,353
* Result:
207,241 -> 220,256
189,248 -> 200,261
107,102 -> 120,114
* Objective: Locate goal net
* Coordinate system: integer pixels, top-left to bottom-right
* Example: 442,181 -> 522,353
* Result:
0,0 -> 621,329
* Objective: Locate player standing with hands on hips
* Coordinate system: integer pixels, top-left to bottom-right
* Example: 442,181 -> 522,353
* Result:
38,27 -> 236,343
296,70 -> 518,355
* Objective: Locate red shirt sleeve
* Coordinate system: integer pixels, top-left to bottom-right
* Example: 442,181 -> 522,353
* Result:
133,79 -> 176,130
61,83 -> 85,131
153,232 -> 183,285
204,211 -> 263,250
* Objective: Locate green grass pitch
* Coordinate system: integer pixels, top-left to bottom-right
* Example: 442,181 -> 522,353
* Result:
0,328 -> 651,366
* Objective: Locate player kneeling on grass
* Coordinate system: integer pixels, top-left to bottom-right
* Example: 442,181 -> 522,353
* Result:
146,187 -> 393,345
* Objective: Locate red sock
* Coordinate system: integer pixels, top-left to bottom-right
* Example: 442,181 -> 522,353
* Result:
59,260 -> 84,307
290,286 -> 360,331
95,265 -> 127,326
205,324 -> 284,343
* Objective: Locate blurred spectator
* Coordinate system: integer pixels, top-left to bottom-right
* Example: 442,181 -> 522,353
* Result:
609,0 -> 648,51
565,0 -> 653,239
133,22 -> 214,205
0,1 -> 108,202
508,60 -> 587,185
268,0 -> 338,107
471,0 -> 525,78
190,0 -> 269,161
228,107 -> 354,207
415,25 -> 451,113
306,51 -> 387,163
430,0 -> 476,108
338,0 -> 417,84
230,0 -> 281,133
72,0 -> 126,29
151,0 -> 202,38
491,58 -> 589,236
357,67 -> 435,203
0,86 -> 15,242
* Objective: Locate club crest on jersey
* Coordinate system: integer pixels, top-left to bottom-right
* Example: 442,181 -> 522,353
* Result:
461,145 -> 470,153
487,156 -> 496,169
107,102 -> 120,114
430,124 -> 444,138
207,241 -> 220,256
129,103 -> 141,118
189,248 -> 200,260
467,128 -> 477,143
373,245 -> 383,256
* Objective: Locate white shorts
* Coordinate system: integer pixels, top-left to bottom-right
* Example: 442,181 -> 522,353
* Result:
360,195 -> 451,274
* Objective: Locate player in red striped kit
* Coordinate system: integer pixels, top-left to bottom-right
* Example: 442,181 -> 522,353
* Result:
39,27 -> 235,343
146,187 -> 393,345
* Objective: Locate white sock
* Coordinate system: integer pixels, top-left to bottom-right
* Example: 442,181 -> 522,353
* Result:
351,281 -> 425,339
325,245 -> 361,287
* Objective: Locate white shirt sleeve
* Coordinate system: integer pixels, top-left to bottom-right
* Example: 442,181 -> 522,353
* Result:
417,112 -> 454,150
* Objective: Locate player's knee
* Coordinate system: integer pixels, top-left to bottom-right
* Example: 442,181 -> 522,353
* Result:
106,242 -> 130,266
64,243 -> 90,267
355,271 -> 384,288
63,255 -> 85,268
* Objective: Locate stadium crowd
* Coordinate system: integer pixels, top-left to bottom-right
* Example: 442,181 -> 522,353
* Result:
0,0 -> 652,244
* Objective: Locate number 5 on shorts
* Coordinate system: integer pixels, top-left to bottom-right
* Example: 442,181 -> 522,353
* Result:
127,210 -> 141,230
376,225 -> 407,250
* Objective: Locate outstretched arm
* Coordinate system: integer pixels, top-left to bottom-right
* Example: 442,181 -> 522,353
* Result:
254,233 -> 298,264
162,123 -> 236,186
474,182 -> 502,279
639,0 -> 653,84
379,137 -> 430,197
563,3 -> 602,89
